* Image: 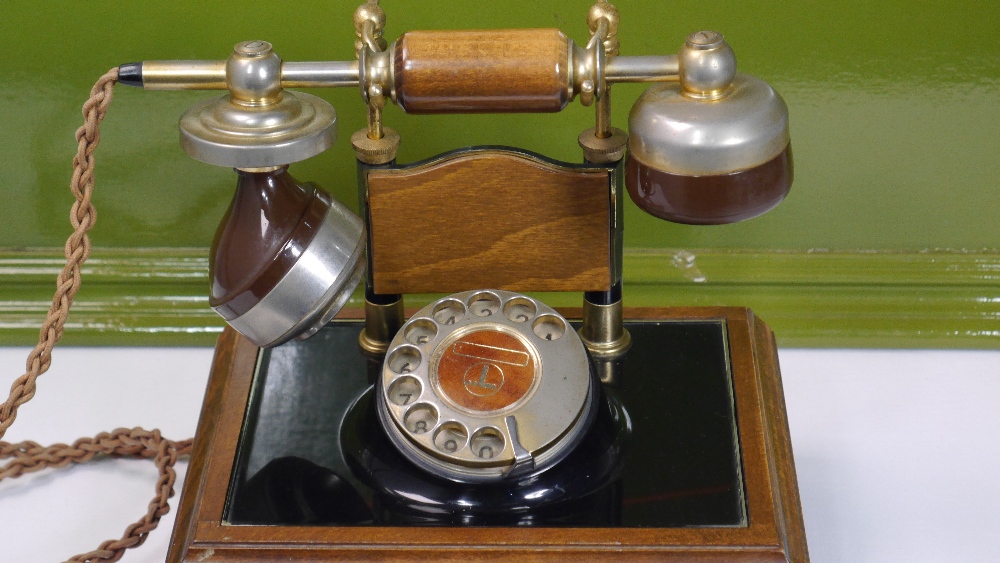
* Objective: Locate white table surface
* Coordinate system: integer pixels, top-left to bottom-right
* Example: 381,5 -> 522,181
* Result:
0,346 -> 997,563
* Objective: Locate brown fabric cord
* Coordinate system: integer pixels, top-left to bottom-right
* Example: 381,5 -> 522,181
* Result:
0,430 -> 194,562
0,68 -> 195,562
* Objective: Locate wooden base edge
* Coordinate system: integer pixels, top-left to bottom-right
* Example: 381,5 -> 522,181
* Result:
751,313 -> 810,562
168,307 -> 809,562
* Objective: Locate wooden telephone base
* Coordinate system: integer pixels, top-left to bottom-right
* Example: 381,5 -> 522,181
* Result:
167,306 -> 808,562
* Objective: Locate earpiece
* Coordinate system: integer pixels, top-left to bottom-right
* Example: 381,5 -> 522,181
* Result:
625,32 -> 792,225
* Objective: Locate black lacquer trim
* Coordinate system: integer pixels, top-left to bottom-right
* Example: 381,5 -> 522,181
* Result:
224,320 -> 747,528
117,62 -> 143,87
365,286 -> 401,306
585,281 -> 622,306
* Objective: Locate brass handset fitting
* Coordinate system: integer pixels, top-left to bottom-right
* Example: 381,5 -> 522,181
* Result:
117,5 -> 695,104
353,0 -> 387,55
123,46 -> 681,99
166,41 -> 338,170
227,40 -> 283,106
117,0 -> 734,171
354,0 -> 390,141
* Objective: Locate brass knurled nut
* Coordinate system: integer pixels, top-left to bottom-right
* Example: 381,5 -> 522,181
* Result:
359,296 -> 405,358
359,328 -> 389,357
578,127 -> 628,163
352,127 -> 400,165
580,328 -> 632,359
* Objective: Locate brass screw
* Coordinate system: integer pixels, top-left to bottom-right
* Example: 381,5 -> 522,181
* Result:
234,40 -> 272,57
687,30 -> 724,48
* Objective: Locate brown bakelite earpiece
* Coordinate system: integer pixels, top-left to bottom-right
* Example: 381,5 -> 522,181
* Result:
625,145 -> 792,225
626,32 -> 792,225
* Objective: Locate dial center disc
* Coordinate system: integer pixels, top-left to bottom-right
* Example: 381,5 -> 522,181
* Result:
435,328 -> 537,413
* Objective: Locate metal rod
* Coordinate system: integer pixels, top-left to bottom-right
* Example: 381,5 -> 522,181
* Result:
140,60 -> 226,90
595,87 -> 611,138
605,55 -> 679,83
281,61 -> 360,88
132,53 -> 677,92
368,104 -> 383,139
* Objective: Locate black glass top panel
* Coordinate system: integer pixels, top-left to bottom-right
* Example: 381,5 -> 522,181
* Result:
224,320 -> 745,528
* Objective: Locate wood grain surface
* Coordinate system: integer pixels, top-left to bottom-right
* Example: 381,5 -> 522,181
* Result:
366,150 -> 612,294
169,307 -> 808,562
166,327 -> 258,563
752,315 -> 810,561
393,29 -> 572,113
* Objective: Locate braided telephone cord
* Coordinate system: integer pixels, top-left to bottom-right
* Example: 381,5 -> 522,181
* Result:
0,68 -> 194,562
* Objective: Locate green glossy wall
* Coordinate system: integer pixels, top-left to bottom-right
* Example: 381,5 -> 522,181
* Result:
1,0 -> 998,346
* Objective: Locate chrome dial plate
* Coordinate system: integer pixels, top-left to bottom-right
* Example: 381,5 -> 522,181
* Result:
376,290 -> 595,483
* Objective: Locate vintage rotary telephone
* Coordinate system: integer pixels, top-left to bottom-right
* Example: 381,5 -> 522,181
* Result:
2,1 -> 803,561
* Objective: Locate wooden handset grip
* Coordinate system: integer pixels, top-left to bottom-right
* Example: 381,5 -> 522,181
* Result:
393,29 -> 572,113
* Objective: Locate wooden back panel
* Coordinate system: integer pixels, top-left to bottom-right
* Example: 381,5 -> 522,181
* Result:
364,149 -> 612,295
